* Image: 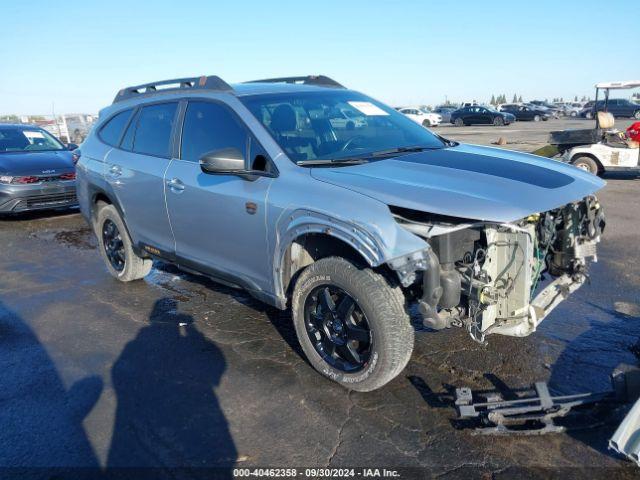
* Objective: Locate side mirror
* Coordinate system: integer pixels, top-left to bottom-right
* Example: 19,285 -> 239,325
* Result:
67,143 -> 79,151
199,148 -> 246,174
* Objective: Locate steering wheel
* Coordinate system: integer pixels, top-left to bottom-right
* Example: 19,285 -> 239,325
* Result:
340,135 -> 367,152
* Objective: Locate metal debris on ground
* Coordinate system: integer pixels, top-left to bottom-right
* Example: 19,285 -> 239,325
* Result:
454,366 -> 640,436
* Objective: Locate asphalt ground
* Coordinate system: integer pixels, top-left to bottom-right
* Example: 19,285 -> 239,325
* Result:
1,117 -> 639,479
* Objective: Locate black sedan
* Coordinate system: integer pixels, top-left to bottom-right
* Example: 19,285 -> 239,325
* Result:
0,124 -> 78,214
580,99 -> 640,119
450,106 -> 515,126
501,104 -> 550,122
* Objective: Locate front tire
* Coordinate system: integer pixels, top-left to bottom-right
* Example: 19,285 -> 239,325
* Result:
572,156 -> 599,175
493,116 -> 504,126
96,204 -> 152,281
291,257 -> 414,392
422,119 -> 432,128
533,115 -> 541,122
634,110 -> 640,120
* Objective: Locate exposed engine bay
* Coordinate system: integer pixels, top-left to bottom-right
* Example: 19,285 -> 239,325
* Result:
390,196 -> 606,344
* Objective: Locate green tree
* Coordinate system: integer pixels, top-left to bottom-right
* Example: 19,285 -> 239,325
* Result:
574,95 -> 578,102
518,95 -> 523,102
512,94 -> 518,103
490,94 -> 496,105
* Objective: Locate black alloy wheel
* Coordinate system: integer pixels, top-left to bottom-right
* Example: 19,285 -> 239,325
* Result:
102,219 -> 125,272
304,285 -> 372,372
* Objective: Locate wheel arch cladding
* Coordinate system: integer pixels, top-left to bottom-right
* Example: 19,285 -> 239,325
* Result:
274,209 -> 386,302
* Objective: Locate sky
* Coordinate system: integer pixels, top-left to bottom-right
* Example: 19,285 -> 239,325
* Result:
1,0 -> 637,115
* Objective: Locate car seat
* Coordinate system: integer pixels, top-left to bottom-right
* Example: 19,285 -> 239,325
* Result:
597,111 -> 615,130
269,104 -> 314,160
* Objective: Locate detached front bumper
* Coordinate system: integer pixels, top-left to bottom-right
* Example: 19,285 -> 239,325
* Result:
0,182 -> 78,213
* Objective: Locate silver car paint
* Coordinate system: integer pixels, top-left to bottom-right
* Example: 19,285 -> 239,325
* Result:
78,87 -> 605,309
311,144 -> 605,223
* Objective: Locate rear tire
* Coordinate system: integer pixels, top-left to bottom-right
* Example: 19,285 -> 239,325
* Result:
454,118 -> 464,127
570,111 -> 577,117
634,110 -> 640,120
572,156 -> 599,175
291,257 -> 414,392
585,111 -> 593,120
96,204 -> 152,281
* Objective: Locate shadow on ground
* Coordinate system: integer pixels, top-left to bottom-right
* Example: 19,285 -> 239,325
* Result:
0,300 -> 102,477
107,298 -> 237,478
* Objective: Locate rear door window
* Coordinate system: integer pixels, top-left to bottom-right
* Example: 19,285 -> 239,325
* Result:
132,103 -> 178,157
99,109 -> 133,146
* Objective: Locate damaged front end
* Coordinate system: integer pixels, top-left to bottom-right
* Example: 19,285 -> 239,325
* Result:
388,196 -> 606,343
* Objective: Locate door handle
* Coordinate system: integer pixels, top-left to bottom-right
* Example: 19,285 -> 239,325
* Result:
167,178 -> 185,193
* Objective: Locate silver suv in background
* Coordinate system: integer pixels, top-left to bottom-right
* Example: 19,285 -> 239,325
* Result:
76,75 -> 606,391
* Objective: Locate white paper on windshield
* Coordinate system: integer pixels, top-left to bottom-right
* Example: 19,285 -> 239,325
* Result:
348,101 -> 389,116
24,131 -> 45,138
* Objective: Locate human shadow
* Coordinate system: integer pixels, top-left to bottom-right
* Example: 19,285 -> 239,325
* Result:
106,298 -> 236,479
0,300 -> 102,478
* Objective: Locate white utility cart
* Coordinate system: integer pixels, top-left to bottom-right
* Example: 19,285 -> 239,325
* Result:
549,81 -> 640,176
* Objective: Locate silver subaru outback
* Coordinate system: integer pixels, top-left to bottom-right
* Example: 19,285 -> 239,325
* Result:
76,75 -> 605,391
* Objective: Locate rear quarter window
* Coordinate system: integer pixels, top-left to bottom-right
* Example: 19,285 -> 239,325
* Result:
99,109 -> 133,146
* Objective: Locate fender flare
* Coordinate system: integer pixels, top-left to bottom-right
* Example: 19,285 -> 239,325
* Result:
272,209 -> 386,300
88,185 -> 144,257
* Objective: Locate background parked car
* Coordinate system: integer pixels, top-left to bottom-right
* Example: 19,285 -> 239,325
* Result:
565,101 -> 586,117
500,104 -> 550,122
580,99 -> 640,119
327,108 -> 367,129
529,100 -> 561,118
450,106 -> 514,126
398,107 -> 441,127
0,124 -> 78,214
432,106 -> 457,123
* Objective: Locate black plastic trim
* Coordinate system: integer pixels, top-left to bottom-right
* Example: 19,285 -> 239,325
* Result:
113,75 -> 233,104
244,75 -> 345,89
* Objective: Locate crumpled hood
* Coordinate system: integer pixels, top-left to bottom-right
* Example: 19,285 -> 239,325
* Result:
311,144 -> 605,223
0,150 -> 74,176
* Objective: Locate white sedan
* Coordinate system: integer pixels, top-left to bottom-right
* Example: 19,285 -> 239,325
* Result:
398,107 -> 442,127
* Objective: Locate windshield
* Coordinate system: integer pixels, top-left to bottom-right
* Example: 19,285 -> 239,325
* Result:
0,127 -> 65,153
240,91 -> 446,164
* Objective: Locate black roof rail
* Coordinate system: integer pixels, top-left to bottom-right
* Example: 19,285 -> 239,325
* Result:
112,75 -> 233,104
245,75 -> 345,89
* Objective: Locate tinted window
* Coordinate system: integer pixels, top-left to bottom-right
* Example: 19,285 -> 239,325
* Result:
120,109 -> 140,151
181,101 -> 248,163
133,103 -> 178,157
100,109 -> 133,146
